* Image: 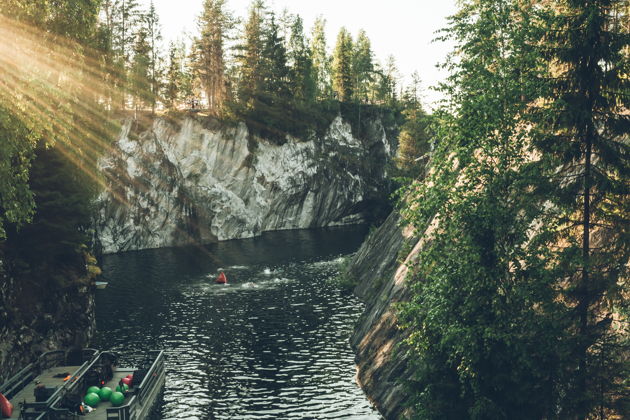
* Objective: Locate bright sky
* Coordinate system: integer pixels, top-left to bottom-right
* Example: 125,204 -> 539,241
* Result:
140,0 -> 458,108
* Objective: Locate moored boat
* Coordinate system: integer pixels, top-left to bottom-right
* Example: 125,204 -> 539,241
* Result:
48,350 -> 165,420
0,349 -> 99,419
0,349 -> 165,420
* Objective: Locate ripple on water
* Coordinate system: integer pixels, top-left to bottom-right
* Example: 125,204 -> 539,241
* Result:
93,227 -> 381,419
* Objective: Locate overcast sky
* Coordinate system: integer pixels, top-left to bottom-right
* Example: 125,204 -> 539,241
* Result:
139,0 -> 458,108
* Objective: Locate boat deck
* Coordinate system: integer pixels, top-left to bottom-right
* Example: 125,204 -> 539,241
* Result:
82,368 -> 134,420
9,365 -> 80,419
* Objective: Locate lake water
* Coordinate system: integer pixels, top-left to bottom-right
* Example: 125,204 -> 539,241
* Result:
92,226 -> 382,419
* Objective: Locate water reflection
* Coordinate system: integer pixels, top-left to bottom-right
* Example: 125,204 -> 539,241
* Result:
93,226 -> 381,419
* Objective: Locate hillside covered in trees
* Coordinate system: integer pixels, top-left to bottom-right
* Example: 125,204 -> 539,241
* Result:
392,1 -> 629,419
0,0 -> 627,419
96,0 -> 428,142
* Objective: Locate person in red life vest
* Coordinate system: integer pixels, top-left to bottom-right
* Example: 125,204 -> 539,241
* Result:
216,272 -> 227,284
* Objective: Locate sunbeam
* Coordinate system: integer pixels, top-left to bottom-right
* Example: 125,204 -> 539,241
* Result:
0,12 -> 227,262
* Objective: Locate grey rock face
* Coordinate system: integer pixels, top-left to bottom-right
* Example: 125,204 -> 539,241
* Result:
95,115 -> 394,254
348,211 -> 420,419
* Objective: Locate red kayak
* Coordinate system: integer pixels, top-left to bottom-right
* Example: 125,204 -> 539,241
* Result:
215,272 -> 227,284
0,392 -> 13,418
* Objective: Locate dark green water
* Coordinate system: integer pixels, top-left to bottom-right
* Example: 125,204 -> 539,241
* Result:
92,226 -> 381,419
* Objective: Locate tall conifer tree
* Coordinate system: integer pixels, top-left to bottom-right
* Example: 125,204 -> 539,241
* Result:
195,0 -> 231,113
353,29 -> 374,103
237,0 -> 266,108
398,1 -> 571,417
332,27 -> 354,102
310,16 -> 331,100
288,15 -> 315,102
529,1 -> 630,416
143,1 -> 162,114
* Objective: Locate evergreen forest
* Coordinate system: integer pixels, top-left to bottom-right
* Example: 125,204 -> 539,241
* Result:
0,0 -> 627,419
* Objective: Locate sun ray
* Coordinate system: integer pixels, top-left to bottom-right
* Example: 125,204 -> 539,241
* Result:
0,12 -> 228,261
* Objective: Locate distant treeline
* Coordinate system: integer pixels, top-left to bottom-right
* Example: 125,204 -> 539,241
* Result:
94,0 -> 426,139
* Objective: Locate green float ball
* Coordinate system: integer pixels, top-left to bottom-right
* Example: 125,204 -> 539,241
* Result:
87,386 -> 101,395
98,386 -> 113,401
84,392 -> 101,408
110,391 -> 125,407
115,384 -> 129,393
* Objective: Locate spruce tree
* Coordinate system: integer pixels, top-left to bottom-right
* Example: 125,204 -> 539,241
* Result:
353,29 -> 374,103
236,0 -> 266,109
195,0 -> 231,113
528,1 -> 630,416
130,24 -> 152,112
287,15 -> 315,102
310,16 -> 332,100
164,41 -> 185,109
113,0 -> 141,109
332,27 -> 354,102
143,1 -> 162,114
261,12 -> 289,98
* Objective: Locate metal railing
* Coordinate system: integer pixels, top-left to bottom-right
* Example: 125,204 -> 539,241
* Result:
1,363 -> 37,399
21,349 -> 100,414
1,349 -> 99,419
105,351 -> 164,420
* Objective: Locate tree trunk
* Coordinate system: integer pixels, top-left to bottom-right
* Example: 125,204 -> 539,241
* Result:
577,119 -> 593,420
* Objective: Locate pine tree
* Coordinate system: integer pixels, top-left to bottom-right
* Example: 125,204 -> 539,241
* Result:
130,25 -> 151,112
332,27 -> 354,102
352,29 -> 374,103
143,1 -> 162,114
116,0 -> 140,63
402,71 -> 423,108
278,8 -> 293,49
180,43 -> 202,108
310,16 -> 332,100
236,0 -> 266,109
113,0 -> 141,109
528,1 -> 630,416
163,41 -> 185,109
195,0 -> 231,113
383,55 -> 399,105
287,15 -> 315,102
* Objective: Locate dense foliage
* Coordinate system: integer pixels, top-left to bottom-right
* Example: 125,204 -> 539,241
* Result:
95,0 -> 408,140
398,1 -> 629,419
0,0 -> 114,283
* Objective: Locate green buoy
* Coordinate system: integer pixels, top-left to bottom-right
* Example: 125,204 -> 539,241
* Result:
87,386 -> 100,395
84,392 -> 100,408
98,386 -> 113,401
110,391 -> 125,407
115,383 -> 129,393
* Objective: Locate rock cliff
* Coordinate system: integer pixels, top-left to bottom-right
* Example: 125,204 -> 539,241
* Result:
348,211 -> 421,419
95,114 -> 395,254
0,269 -> 95,383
